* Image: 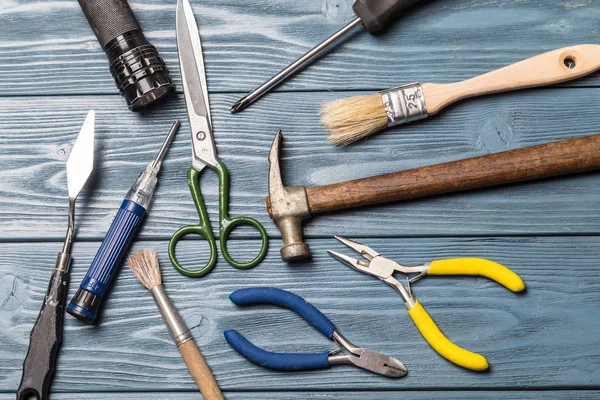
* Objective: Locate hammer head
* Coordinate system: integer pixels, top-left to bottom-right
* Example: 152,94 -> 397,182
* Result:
266,130 -> 312,262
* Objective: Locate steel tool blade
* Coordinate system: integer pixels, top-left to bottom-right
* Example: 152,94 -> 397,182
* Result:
67,110 -> 95,199
176,0 -> 218,168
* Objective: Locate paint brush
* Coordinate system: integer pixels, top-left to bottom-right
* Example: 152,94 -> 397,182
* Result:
321,44 -> 600,145
127,249 -> 223,400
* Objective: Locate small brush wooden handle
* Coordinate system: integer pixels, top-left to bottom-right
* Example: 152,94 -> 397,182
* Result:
307,133 -> 600,214
422,44 -> 600,115
178,340 -> 224,400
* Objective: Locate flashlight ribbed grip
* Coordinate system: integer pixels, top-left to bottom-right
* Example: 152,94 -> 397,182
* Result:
78,0 -> 141,48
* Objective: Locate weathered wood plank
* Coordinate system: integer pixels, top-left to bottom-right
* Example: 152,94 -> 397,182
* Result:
2,391 -> 599,399
2,237 -> 600,391
1,0 -> 600,95
1,90 -> 600,240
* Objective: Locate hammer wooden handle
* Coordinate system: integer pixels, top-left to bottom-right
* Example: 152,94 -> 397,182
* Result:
307,134 -> 600,214
422,44 -> 600,115
178,340 -> 224,400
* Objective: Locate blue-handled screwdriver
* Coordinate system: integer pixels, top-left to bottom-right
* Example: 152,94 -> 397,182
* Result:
67,120 -> 180,323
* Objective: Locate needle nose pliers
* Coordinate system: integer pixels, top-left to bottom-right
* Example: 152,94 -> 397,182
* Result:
328,236 -> 526,371
224,287 -> 407,377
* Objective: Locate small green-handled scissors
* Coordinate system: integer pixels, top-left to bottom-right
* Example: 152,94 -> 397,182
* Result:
169,0 -> 268,277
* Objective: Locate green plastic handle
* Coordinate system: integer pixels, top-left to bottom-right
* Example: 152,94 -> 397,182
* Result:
168,164 -> 268,277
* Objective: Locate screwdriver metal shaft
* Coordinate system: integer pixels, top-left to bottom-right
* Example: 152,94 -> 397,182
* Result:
230,17 -> 363,113
67,121 -> 180,324
230,0 -> 425,113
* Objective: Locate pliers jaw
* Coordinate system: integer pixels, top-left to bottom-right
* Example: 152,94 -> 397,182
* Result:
333,236 -> 380,260
328,236 -> 429,308
328,330 -> 407,378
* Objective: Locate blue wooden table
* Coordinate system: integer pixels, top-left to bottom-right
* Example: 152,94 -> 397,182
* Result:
2,0 -> 600,398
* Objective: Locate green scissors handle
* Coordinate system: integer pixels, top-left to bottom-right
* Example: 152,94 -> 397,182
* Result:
169,164 -> 269,277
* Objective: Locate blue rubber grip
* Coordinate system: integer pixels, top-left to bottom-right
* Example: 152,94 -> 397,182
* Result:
229,288 -> 335,338
224,330 -> 330,371
79,199 -> 146,296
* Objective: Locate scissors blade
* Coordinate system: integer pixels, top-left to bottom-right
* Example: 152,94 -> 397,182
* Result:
176,0 -> 218,169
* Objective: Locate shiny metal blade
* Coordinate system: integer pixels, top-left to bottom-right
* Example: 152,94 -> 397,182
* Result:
176,0 -> 218,168
327,250 -> 370,270
349,349 -> 407,378
66,110 -> 95,200
333,236 -> 379,260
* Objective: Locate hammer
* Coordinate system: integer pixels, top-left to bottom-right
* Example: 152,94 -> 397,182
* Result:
266,131 -> 600,262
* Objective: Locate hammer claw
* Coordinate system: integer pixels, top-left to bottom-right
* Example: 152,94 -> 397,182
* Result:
266,130 -> 312,262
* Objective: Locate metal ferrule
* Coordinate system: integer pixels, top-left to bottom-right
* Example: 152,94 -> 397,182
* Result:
150,285 -> 192,347
54,252 -> 71,272
381,83 -> 428,127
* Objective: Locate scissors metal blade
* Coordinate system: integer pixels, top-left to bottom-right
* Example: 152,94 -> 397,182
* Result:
176,0 -> 218,169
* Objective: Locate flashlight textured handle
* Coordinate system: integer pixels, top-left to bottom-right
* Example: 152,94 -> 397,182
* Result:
17,268 -> 69,400
353,0 -> 423,33
78,0 -> 142,48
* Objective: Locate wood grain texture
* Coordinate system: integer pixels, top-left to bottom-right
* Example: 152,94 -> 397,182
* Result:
177,340 -> 223,400
422,44 -> 600,114
2,237 -> 600,391
1,90 -> 600,240
307,133 -> 600,213
2,0 -> 600,398
2,391 -> 600,400
1,0 -> 600,95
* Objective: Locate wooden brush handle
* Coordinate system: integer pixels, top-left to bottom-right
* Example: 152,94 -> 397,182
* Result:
178,340 -> 224,400
307,133 -> 600,214
422,44 -> 600,115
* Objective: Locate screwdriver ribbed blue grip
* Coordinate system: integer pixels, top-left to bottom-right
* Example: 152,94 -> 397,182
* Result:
67,199 -> 145,323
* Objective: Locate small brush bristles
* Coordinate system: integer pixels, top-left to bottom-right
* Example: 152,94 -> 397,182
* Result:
127,248 -> 162,290
320,93 -> 388,146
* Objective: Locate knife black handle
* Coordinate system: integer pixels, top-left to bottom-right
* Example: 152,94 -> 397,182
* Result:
17,254 -> 70,400
353,0 -> 424,33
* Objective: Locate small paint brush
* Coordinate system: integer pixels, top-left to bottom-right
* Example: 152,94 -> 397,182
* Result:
321,44 -> 600,146
127,249 -> 223,400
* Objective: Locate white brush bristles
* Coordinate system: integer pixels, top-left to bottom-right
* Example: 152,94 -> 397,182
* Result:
128,248 -> 162,290
320,93 -> 388,146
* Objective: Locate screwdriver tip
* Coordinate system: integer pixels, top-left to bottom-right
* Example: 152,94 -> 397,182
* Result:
230,97 -> 248,114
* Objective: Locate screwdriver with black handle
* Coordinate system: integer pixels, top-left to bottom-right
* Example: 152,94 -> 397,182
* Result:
230,0 -> 425,113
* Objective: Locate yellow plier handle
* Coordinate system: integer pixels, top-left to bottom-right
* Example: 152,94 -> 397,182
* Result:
428,258 -> 526,292
408,300 -> 489,371
408,258 -> 525,371
328,238 -> 526,372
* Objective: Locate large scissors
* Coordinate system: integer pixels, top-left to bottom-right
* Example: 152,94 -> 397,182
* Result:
169,0 -> 268,277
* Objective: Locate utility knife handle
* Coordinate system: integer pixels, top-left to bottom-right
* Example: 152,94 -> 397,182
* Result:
423,44 -> 600,115
17,254 -> 70,400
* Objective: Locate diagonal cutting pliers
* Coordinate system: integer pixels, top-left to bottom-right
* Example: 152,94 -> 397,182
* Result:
224,287 -> 407,377
328,236 -> 526,371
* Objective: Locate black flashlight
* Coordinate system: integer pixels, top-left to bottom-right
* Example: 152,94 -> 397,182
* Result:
78,0 -> 175,111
